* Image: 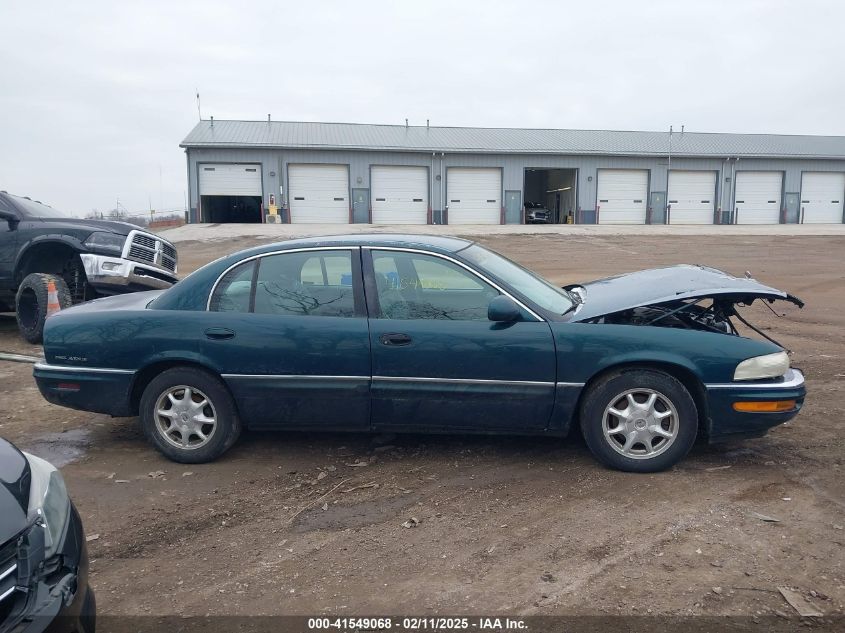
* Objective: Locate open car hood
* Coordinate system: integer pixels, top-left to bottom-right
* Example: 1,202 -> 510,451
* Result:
567,265 -> 803,322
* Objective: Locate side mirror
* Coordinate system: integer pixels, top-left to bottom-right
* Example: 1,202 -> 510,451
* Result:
488,295 -> 521,322
0,210 -> 19,230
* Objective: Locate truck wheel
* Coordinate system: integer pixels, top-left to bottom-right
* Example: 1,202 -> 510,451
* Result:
139,367 -> 241,463
15,273 -> 73,344
580,368 -> 698,473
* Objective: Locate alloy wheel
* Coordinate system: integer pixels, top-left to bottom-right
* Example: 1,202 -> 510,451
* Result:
154,385 -> 217,450
601,388 -> 679,460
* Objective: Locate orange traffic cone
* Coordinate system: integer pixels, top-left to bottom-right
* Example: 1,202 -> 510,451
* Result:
46,279 -> 62,317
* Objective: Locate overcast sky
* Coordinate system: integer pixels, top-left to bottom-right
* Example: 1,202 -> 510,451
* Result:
1,0 -> 843,216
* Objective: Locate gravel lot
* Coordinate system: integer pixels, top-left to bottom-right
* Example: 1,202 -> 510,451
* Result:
1,229 -> 843,622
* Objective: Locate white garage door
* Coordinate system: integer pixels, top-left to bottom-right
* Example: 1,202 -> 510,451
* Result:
289,164 -> 349,224
734,172 -> 782,224
371,166 -> 428,224
801,172 -> 845,224
596,170 -> 648,224
447,168 -> 501,225
667,170 -> 716,224
199,164 -> 262,196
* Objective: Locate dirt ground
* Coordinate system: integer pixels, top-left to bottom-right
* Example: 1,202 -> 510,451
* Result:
1,233 -> 843,622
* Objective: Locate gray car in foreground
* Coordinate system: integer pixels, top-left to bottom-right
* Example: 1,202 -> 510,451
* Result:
0,438 -> 95,632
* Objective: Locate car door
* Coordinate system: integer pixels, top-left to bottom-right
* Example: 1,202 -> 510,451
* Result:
364,247 -> 557,432
202,247 -> 371,430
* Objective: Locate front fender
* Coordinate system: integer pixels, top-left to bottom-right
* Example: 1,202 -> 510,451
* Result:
23,233 -> 86,252
552,323 -> 781,385
586,349 -> 703,381
547,349 -> 704,436
13,235 -> 85,282
547,322 -> 783,436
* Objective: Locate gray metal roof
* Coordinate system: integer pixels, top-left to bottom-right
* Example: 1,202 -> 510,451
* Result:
181,119 -> 845,159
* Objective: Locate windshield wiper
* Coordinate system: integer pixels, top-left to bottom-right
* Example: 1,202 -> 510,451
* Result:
561,300 -> 579,317
560,289 -> 582,317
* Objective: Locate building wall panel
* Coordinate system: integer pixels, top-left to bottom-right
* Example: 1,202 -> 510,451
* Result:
186,146 -> 845,224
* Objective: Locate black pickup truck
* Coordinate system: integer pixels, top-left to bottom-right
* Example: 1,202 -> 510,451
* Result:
0,191 -> 178,343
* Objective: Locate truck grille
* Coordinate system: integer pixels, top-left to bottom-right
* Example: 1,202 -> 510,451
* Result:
0,539 -> 21,625
126,231 -> 177,273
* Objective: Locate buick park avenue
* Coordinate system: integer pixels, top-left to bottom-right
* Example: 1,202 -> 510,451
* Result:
33,235 -> 805,472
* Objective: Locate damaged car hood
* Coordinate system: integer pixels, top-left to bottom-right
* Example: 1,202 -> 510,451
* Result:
567,265 -> 803,322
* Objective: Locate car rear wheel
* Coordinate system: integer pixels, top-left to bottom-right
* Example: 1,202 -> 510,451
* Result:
15,273 -> 73,344
580,368 -> 698,473
140,367 -> 241,463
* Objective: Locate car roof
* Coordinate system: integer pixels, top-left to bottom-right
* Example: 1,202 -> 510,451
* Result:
244,233 -> 474,256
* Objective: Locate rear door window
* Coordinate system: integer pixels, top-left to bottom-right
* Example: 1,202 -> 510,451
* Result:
254,250 -> 356,317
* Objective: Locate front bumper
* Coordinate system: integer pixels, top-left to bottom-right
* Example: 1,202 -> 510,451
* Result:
526,214 -> 549,223
14,571 -> 95,633
80,253 -> 177,293
5,505 -> 96,633
705,368 -> 806,441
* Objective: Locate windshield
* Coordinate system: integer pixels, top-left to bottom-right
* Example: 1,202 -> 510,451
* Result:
9,195 -> 76,219
461,244 -> 574,315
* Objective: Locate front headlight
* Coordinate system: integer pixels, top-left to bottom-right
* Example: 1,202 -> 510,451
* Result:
84,231 -> 126,255
734,351 -> 790,381
24,453 -> 71,558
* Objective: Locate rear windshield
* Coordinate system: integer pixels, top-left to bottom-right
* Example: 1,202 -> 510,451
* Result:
8,194 -> 76,219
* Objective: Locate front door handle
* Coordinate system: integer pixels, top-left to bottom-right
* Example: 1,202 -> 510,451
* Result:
204,327 -> 235,340
380,333 -> 412,346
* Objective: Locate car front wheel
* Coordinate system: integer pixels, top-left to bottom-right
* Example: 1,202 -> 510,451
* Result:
580,368 -> 698,473
139,367 -> 241,463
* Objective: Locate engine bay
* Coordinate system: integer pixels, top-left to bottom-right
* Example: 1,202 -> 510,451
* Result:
584,297 -> 788,347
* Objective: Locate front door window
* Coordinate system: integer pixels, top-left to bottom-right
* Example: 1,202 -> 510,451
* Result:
370,250 -> 498,320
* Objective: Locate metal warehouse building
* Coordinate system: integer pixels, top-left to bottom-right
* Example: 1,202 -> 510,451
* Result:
181,119 -> 845,225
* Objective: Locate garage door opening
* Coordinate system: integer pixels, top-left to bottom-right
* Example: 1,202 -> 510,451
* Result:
198,163 -> 263,223
201,195 -> 262,223
523,168 -> 577,223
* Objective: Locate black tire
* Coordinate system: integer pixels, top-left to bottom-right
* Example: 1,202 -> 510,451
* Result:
580,368 -> 698,473
15,273 -> 73,344
139,367 -> 241,463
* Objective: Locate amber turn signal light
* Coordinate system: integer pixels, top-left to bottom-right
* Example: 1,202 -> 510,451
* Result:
733,400 -> 796,412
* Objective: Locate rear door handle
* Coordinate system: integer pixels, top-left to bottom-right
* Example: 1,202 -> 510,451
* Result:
380,333 -> 412,346
204,327 -> 235,340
